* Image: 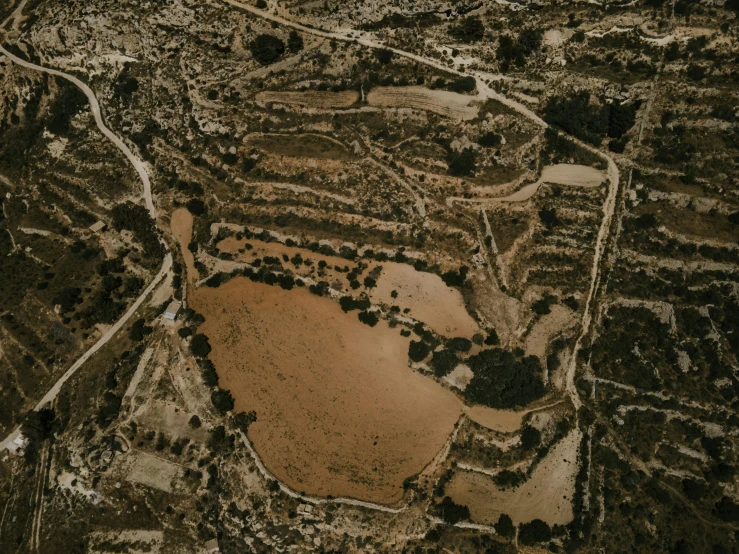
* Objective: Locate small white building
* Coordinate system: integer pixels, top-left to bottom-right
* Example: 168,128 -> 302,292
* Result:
5,433 -> 28,454
163,300 -> 182,321
204,538 -> 219,553
89,220 -> 107,233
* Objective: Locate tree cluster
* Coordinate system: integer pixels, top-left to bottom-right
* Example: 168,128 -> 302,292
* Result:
465,347 -> 545,408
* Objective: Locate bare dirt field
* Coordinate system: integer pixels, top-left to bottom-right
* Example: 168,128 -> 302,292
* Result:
256,90 -> 359,108
492,164 -> 605,202
540,164 -> 605,187
126,451 -> 180,493
366,86 -> 478,121
370,262 -> 479,338
463,406 -> 526,434
446,428 -> 582,525
171,208 -> 196,282
525,305 -> 577,359
178,216 -> 530,502
192,278 -> 463,504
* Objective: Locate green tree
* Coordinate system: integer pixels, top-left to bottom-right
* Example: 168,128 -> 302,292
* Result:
288,30 -> 304,52
519,519 -> 552,545
449,16 -> 485,43
495,514 -> 515,537
211,388 -> 235,415
520,425 -> 541,450
409,340 -> 430,362
250,34 -> 285,65
191,333 -> 212,357
438,496 -> 471,524
232,410 -> 257,433
446,148 -> 477,176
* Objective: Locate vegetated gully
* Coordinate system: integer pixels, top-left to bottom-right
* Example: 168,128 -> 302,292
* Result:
0,5 -> 621,473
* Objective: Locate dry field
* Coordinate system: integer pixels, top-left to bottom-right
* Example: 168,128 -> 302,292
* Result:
193,278 -> 462,503
463,406 -> 527,434
126,451 -> 180,493
171,208 -> 196,282
525,305 -> 577,359
370,262 -> 479,338
492,164 -> 605,202
176,211 -> 531,503
366,86 -> 479,121
255,90 -> 359,108
540,164 -> 605,187
446,428 -> 582,525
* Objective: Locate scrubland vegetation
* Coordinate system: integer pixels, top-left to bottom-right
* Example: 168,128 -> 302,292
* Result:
1,0 -> 738,551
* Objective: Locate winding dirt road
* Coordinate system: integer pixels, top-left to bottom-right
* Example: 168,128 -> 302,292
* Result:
0,43 -> 170,451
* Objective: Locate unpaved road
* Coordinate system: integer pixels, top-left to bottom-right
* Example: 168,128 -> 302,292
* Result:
221,0 -> 620,411
0,44 -> 156,218
0,42 -> 170,451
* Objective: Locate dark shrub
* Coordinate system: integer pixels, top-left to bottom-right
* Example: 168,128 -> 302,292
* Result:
438,496 -> 471,524
409,340 -> 430,362
250,34 -> 285,65
191,333 -> 212,357
519,519 -> 552,545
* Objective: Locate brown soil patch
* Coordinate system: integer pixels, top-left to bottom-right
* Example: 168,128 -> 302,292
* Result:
367,86 -> 478,121
464,406 -> 526,434
370,262 -> 479,338
126,451 -> 180,493
540,164 -> 605,187
256,90 -> 359,109
247,133 -> 355,161
192,278 -> 463,504
171,208 -> 196,282
446,429 -> 581,525
525,305 -> 577,359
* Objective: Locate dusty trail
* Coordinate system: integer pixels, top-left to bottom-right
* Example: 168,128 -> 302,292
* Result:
0,44 -> 156,217
221,0 -> 621,411
0,41 -> 171,451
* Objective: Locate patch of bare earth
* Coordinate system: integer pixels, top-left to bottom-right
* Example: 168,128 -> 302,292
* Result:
255,90 -> 359,108
192,278 -> 463,504
171,208 -> 196,282
370,262 -> 479,338
446,428 -> 582,525
366,86 -> 479,121
525,305 -> 577,359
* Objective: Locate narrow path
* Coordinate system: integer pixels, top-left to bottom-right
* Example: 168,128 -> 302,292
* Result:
0,43 -> 171,451
221,0 -> 621,412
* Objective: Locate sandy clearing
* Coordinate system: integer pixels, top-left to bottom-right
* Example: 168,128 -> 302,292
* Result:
463,406 -> 527,434
193,278 -> 463,504
256,90 -> 359,108
367,86 -> 478,121
443,364 -> 473,391
540,164 -> 605,187
453,164 -> 605,204
525,305 -> 577,359
126,451 -> 180,493
171,208 -> 196,283
447,428 -> 582,525
370,262 -> 479,338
